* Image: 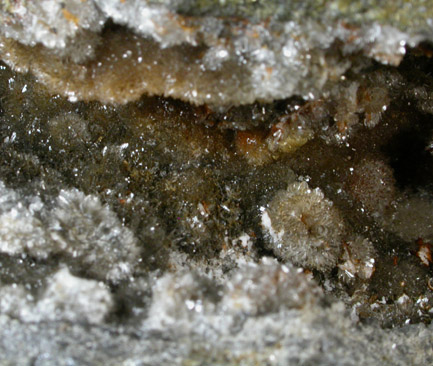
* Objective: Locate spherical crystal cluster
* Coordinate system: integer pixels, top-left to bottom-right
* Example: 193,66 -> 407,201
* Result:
261,181 -> 345,272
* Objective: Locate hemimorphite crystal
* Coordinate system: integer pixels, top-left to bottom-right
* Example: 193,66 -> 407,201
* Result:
0,1 -> 433,365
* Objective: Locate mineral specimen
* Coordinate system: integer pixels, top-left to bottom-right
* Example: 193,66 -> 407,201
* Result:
337,236 -> 376,284
1,0 -> 432,106
0,267 -> 113,324
0,181 -> 141,283
0,0 -> 433,365
261,181 -> 345,272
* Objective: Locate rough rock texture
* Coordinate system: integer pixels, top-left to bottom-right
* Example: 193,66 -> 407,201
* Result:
1,1 -> 433,365
1,0 -> 433,105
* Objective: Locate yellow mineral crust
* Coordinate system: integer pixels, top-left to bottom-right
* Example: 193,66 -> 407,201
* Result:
0,30 -> 248,106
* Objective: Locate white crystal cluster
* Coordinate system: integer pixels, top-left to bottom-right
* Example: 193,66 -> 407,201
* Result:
0,2 -> 433,365
0,267 -> 113,324
0,181 -> 140,282
338,236 -> 377,284
0,0 -> 104,64
0,0 -> 103,49
0,248 -> 431,365
0,211 -> 431,364
147,257 -> 322,333
261,181 -> 345,272
0,0 -> 431,106
0,181 -> 49,258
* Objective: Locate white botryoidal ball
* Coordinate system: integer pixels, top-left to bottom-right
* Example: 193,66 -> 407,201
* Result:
48,189 -> 140,282
261,181 -> 345,272
222,257 -> 323,316
35,267 -> 113,324
0,182 -> 140,283
0,267 -> 113,324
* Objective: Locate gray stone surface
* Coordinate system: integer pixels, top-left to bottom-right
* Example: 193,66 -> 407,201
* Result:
0,1 -> 433,365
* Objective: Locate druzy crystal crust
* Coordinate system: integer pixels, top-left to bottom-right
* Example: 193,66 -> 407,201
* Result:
0,1 -> 433,365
